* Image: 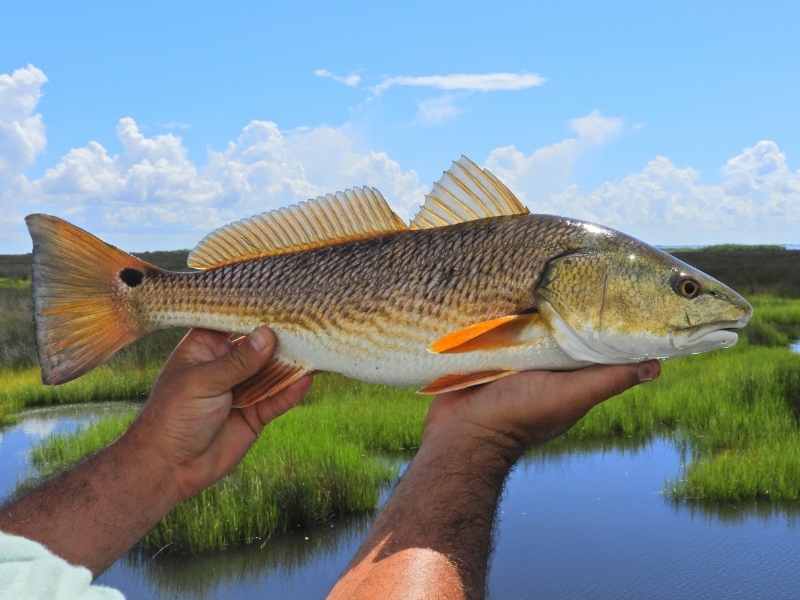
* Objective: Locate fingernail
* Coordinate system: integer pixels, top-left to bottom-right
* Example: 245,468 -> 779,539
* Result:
637,360 -> 660,382
248,326 -> 272,352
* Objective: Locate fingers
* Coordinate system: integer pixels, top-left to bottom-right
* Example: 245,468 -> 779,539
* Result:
165,328 -> 233,367
556,359 -> 660,413
187,326 -> 277,395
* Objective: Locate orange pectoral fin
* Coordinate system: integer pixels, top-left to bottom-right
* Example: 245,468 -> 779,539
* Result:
418,370 -> 517,395
429,313 -> 541,354
233,360 -> 311,408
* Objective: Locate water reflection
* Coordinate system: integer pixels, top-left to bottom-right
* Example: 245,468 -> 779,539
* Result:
0,403 -> 137,503
490,439 -> 800,600
124,515 -> 372,600
672,498 -> 800,524
4,406 -> 800,599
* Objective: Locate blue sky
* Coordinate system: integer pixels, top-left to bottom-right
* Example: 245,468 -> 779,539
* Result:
0,1 -> 798,253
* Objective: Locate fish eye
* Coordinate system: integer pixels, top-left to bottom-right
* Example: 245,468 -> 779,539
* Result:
675,276 -> 701,299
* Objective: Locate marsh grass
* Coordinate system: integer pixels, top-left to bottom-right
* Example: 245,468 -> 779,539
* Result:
742,296 -> 800,346
0,365 -> 160,410
30,385 -> 428,553
0,280 -> 36,369
0,329 -> 184,411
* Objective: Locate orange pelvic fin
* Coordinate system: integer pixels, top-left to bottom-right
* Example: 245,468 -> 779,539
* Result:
429,313 -> 541,354
418,370 -> 516,395
233,359 -> 311,408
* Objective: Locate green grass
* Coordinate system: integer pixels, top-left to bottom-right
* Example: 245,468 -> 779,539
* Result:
740,296 -> 800,346
0,281 -> 36,369
30,380 -> 430,553
0,365 -> 160,411
560,346 -> 799,449
0,276 -> 31,289
0,329 -> 184,410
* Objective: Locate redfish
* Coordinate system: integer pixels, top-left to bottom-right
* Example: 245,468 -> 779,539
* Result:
26,156 -> 752,406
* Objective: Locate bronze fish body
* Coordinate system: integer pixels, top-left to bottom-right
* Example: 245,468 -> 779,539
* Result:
26,156 -> 752,405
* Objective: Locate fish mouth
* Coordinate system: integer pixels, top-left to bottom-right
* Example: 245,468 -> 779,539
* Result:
671,317 -> 750,352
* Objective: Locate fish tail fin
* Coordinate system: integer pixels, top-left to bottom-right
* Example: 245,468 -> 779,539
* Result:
26,214 -> 158,384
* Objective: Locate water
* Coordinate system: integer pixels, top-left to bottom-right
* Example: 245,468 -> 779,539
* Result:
3,407 -> 800,599
792,339 -> 800,354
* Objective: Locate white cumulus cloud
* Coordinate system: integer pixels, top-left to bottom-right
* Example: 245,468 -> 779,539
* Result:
15,108 -> 424,246
501,140 -> 800,245
372,72 -> 545,95
206,120 -> 424,217
486,110 -> 624,199
37,117 -> 221,211
0,65 -> 47,178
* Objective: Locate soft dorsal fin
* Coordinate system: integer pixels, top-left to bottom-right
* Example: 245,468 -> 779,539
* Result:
410,155 -> 529,229
188,187 -> 408,269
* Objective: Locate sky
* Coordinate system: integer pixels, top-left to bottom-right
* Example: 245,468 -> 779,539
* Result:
0,1 -> 798,253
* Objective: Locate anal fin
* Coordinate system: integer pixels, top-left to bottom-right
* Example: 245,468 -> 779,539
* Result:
233,359 -> 311,408
418,370 -> 516,395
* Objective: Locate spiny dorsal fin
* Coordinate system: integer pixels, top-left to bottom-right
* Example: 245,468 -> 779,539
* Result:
410,155 -> 529,229
188,187 -> 407,269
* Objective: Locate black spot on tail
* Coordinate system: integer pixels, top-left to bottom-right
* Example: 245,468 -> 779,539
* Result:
120,268 -> 144,287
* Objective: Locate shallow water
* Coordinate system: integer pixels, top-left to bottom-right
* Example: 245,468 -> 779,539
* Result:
3,406 -> 800,599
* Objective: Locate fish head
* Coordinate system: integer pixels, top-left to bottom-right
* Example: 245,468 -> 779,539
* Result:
535,222 -> 753,363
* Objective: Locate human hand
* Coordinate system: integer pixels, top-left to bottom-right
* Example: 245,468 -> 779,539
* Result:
126,326 -> 312,501
424,361 -> 660,462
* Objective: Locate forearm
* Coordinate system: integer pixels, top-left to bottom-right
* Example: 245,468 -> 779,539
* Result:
0,422 -> 179,575
329,426 -> 518,600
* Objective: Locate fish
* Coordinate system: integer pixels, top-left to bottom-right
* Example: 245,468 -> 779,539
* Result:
25,155 -> 753,406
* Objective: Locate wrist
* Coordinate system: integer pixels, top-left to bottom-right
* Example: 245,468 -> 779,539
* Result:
420,419 -> 522,477
117,421 -> 183,508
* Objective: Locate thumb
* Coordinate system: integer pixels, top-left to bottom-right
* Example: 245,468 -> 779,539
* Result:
189,326 -> 277,395
556,360 -> 660,413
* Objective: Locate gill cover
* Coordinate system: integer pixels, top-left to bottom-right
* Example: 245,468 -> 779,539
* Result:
535,251 -> 635,363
